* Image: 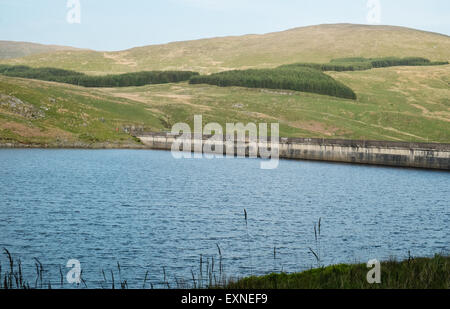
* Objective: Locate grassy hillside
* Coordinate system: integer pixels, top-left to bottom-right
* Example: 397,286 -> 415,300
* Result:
1,63 -> 448,146
1,24 -> 449,74
101,65 -> 450,143
0,41 -> 81,60
0,76 -> 164,147
0,24 -> 449,146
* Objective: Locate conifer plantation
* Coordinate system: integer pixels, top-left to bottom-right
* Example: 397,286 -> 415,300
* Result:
0,65 -> 198,87
189,67 -> 357,99
279,57 -> 448,72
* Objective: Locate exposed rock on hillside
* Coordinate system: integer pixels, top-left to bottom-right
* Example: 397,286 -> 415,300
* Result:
0,94 -> 45,119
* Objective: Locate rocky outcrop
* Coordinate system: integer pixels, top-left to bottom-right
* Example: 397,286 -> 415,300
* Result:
0,94 -> 45,119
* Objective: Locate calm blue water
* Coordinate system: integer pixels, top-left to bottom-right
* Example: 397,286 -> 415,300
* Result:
0,149 -> 448,288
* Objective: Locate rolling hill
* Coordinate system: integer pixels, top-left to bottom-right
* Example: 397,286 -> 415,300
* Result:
0,24 -> 449,146
1,24 -> 449,74
0,41 -> 81,60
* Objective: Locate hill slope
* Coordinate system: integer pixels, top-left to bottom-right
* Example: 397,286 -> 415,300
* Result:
0,41 -> 81,60
0,24 -> 449,146
1,63 -> 449,146
1,24 -> 449,74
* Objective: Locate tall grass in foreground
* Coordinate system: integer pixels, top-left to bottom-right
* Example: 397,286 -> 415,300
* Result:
189,67 -> 357,100
1,214 -> 448,289
308,218 -> 322,268
0,245 -> 450,289
2,247 -> 447,289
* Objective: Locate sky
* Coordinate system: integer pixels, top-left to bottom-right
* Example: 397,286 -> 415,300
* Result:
0,0 -> 449,51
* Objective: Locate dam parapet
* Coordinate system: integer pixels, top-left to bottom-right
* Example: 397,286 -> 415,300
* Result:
135,132 -> 450,170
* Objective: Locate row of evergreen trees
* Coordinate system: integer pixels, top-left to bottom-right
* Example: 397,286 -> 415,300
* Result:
2,56 -> 445,98
0,65 -> 199,87
189,67 -> 357,100
279,62 -> 373,72
58,71 -> 199,87
280,57 -> 448,72
366,57 -> 447,68
0,65 -> 84,78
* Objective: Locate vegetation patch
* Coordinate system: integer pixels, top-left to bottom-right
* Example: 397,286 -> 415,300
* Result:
1,246 -> 447,289
0,65 -> 199,88
189,67 -> 357,100
226,255 -> 450,289
280,57 -> 449,72
279,61 -> 373,72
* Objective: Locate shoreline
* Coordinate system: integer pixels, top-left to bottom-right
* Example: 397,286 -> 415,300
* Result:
2,136 -> 450,171
0,141 -> 148,150
137,133 -> 450,171
1,252 -> 448,289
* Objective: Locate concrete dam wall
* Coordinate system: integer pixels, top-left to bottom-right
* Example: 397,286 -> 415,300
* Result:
136,132 -> 450,170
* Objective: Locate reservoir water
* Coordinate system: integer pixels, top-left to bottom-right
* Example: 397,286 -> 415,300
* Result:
0,149 -> 448,288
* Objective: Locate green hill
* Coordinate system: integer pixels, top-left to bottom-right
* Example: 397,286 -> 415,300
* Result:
0,41 -> 81,60
1,24 -> 449,74
0,24 -> 449,146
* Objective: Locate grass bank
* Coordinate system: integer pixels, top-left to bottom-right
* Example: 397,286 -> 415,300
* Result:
1,248 -> 447,289
225,255 -> 449,289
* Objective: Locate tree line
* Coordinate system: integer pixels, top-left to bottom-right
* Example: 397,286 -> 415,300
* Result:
189,67 -> 357,100
279,57 -> 448,72
278,62 -> 373,72
0,65 -> 199,87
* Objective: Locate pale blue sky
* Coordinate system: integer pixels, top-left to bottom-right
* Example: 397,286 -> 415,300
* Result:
0,0 -> 449,51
